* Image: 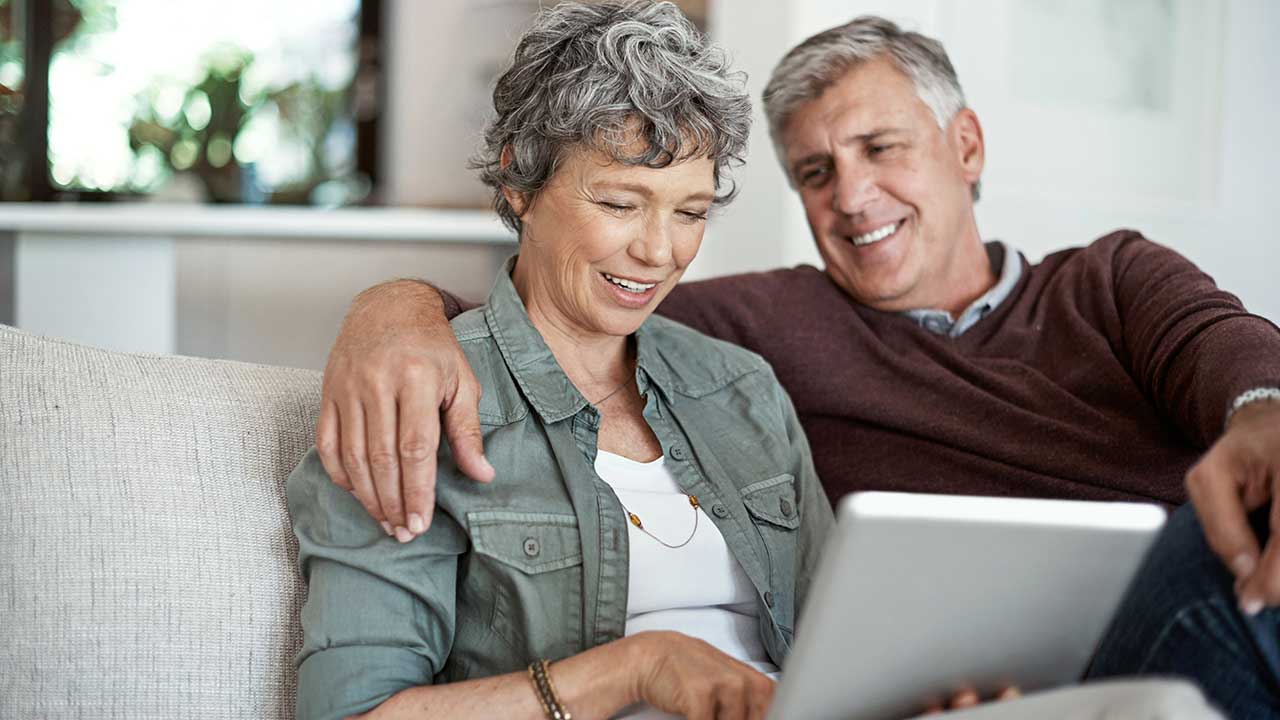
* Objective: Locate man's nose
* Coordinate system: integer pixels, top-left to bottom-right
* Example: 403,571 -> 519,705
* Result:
831,162 -> 879,216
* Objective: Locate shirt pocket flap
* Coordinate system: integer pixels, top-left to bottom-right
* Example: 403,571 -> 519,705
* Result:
740,474 -> 801,530
466,511 -> 584,574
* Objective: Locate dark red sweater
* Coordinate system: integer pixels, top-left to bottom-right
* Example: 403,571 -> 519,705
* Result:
446,232 -> 1280,507
661,231 -> 1280,507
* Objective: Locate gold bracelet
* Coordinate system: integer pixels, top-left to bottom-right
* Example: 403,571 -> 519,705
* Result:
528,658 -> 572,720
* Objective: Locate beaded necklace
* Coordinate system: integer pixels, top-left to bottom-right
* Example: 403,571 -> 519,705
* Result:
620,494 -> 701,549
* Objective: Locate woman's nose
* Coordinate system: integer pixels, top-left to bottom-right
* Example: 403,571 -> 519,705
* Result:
630,221 -> 674,266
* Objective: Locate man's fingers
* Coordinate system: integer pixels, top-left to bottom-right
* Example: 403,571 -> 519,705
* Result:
398,382 -> 441,536
1239,538 -> 1280,615
1186,459 -> 1260,580
443,373 -> 495,484
338,399 -> 386,529
1237,472 -> 1280,614
315,400 -> 351,491
366,391 -> 407,533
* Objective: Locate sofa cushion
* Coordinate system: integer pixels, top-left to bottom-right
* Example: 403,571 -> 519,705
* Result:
0,324 -> 321,719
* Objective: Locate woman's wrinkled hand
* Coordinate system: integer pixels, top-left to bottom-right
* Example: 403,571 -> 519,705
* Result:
316,280 -> 494,543
629,631 -> 776,720
921,686 -> 1022,715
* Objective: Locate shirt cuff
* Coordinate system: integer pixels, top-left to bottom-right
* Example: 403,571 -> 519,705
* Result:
1226,387 -> 1280,427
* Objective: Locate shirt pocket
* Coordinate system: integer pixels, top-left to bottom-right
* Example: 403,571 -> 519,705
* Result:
740,474 -> 800,629
463,511 -> 585,662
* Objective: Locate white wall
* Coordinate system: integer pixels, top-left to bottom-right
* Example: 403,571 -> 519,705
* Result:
17,235 -> 176,354
176,239 -> 509,369
700,0 -> 1279,322
380,0 -> 539,209
14,0 -> 1272,366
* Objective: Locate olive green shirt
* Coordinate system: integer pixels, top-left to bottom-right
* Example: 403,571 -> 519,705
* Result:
289,259 -> 834,719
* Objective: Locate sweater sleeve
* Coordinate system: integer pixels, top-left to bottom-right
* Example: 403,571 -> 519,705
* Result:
657,269 -> 807,348
1107,232 -> 1280,447
438,288 -> 481,321
655,279 -> 733,340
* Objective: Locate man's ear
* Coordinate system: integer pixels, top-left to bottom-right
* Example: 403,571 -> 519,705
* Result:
950,108 -> 985,189
499,145 -> 527,215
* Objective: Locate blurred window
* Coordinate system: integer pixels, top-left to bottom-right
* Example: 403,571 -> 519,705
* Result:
2,0 -> 377,205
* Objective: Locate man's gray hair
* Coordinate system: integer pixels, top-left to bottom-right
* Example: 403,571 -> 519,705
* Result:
762,15 -> 979,200
473,0 -> 751,234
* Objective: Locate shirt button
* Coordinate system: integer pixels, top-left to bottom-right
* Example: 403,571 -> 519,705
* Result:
669,446 -> 687,461
523,538 -> 541,557
764,591 -> 775,608
712,503 -> 729,519
780,498 -> 794,517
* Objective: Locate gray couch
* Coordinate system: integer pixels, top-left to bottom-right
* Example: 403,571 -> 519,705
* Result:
1,324 -> 318,719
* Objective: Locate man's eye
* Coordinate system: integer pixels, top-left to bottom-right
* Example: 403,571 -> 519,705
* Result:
600,202 -> 633,212
678,210 -> 709,222
799,167 -> 829,186
868,144 -> 895,156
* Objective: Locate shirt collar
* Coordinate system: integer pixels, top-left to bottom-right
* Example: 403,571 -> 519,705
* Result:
483,255 -> 677,424
902,241 -> 1024,338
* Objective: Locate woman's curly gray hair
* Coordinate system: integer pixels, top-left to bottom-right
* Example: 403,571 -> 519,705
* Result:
472,0 -> 751,234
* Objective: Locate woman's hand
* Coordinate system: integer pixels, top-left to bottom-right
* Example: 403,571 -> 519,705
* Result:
921,686 -> 1022,715
316,280 -> 493,542
628,631 -> 776,720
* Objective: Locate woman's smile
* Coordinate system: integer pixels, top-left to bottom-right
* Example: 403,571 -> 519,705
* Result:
599,270 -> 664,309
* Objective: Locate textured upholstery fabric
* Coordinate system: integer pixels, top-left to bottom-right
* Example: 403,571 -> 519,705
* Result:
0,324 -> 320,719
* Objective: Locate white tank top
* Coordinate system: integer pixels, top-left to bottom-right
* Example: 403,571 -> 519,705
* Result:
593,449 -> 779,679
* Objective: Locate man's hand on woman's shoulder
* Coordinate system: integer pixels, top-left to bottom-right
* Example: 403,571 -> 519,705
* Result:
316,280 -> 493,544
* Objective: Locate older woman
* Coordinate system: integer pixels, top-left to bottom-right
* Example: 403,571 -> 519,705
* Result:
288,2 -> 832,719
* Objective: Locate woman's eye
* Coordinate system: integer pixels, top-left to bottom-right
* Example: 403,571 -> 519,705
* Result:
600,202 -> 633,212
678,210 -> 709,222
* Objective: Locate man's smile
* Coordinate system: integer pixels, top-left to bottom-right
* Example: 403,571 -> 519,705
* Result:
847,220 -> 902,247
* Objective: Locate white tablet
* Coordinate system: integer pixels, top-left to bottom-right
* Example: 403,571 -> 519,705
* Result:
767,492 -> 1166,720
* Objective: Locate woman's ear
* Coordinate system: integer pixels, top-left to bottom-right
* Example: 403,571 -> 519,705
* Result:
499,146 -> 527,216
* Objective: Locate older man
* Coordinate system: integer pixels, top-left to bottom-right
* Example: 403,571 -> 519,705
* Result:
317,14 -> 1280,716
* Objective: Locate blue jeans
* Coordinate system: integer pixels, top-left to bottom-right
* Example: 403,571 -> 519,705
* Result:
1087,503 -> 1280,718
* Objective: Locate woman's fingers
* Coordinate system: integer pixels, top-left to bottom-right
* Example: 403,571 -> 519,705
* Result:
949,688 -> 980,709
919,686 -> 1020,716
633,632 -> 774,720
746,674 -> 774,720
997,686 -> 1022,701
713,682 -> 748,720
